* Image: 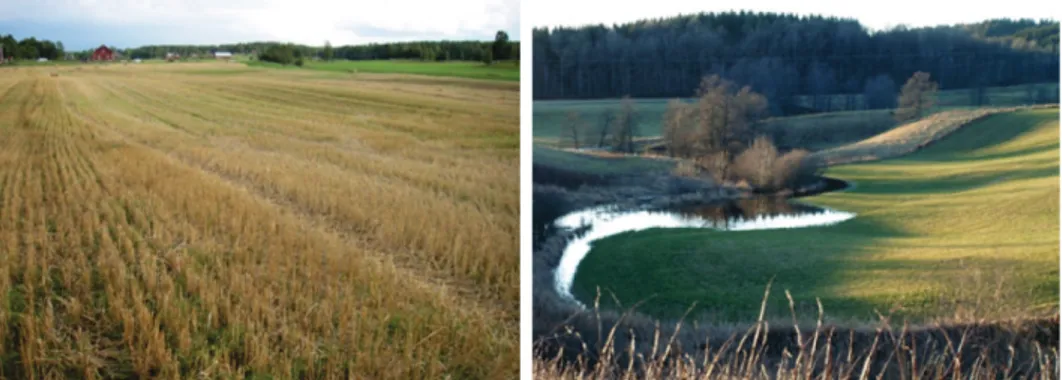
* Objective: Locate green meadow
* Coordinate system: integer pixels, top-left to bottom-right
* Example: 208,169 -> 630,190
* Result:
572,108 -> 1060,323
532,83 -> 1059,144
247,59 -> 519,81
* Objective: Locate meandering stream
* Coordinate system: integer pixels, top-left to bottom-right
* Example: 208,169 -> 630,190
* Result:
552,196 -> 857,304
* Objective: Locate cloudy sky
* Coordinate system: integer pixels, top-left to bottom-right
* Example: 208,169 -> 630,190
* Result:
530,0 -> 1060,31
0,0 -> 519,50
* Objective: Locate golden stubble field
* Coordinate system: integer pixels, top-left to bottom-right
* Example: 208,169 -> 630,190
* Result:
0,62 -> 518,378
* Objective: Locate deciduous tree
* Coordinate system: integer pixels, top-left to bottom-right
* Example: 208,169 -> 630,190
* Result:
563,111 -> 587,149
691,75 -> 767,157
323,41 -> 334,61
610,96 -> 638,153
895,71 -> 938,122
493,30 -> 510,61
662,99 -> 694,157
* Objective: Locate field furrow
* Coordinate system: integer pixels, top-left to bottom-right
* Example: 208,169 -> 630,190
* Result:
0,64 -> 518,379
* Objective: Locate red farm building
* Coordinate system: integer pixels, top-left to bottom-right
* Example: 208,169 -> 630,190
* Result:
92,45 -> 114,61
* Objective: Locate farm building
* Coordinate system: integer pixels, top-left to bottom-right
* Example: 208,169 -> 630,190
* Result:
214,51 -> 233,60
92,45 -> 114,61
166,52 -> 180,62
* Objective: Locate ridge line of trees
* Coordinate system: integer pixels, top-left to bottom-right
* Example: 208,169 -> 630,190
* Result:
2,32 -> 520,63
532,12 -> 1059,115
126,34 -> 519,63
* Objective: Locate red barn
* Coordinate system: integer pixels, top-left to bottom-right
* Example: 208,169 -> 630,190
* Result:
91,45 -> 114,61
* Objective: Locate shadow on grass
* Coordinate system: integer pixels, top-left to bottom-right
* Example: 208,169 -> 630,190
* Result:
829,110 -> 1059,196
848,164 -> 1058,196
532,108 -> 1060,377
903,110 -> 1059,163
569,215 -> 915,323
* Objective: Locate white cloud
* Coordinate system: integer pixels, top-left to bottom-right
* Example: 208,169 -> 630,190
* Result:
0,0 -> 518,45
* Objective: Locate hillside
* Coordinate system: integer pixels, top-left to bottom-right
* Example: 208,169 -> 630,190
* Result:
573,108 -> 1059,321
532,12 -> 1059,111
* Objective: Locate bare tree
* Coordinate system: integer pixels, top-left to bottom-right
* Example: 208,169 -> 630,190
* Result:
660,75 -> 769,183
692,75 -> 767,158
563,111 -> 586,149
610,96 -> 638,153
895,71 -> 939,122
662,99 -> 694,157
596,110 -> 614,148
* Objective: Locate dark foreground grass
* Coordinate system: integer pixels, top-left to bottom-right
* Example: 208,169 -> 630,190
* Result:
246,59 -> 519,81
571,108 -> 1059,323
534,288 -> 1058,379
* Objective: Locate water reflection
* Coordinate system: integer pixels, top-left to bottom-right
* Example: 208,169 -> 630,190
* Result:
553,199 -> 856,304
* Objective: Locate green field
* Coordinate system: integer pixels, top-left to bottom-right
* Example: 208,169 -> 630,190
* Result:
533,145 -> 675,176
572,108 -> 1059,323
533,83 -> 1059,143
246,59 -> 519,81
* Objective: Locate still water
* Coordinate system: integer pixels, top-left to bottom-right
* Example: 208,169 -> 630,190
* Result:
553,198 -> 856,303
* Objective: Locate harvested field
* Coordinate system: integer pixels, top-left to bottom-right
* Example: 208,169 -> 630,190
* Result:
0,63 -> 518,378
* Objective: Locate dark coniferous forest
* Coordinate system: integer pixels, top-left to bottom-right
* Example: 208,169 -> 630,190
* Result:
532,13 -> 1059,113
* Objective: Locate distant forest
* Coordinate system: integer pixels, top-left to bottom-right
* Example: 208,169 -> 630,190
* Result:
0,35 -> 518,63
532,13 -> 1060,111
0,35 -> 64,60
121,40 -> 519,62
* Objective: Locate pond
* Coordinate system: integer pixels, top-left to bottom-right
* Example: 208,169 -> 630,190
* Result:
552,197 -> 857,304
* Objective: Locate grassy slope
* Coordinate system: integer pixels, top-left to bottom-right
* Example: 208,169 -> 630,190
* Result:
809,107 -> 1021,165
0,63 -> 517,378
246,59 -> 519,81
573,108 -> 1059,323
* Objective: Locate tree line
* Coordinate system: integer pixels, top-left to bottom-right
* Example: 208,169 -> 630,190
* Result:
122,32 -> 517,63
333,32 -> 517,62
532,12 -> 1059,115
0,35 -> 65,60
1,31 -> 518,64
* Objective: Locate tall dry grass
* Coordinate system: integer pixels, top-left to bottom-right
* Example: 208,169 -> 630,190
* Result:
534,288 -> 1058,380
0,63 -> 517,378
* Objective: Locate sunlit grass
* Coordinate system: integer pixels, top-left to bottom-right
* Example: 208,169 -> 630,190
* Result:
573,108 -> 1058,322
